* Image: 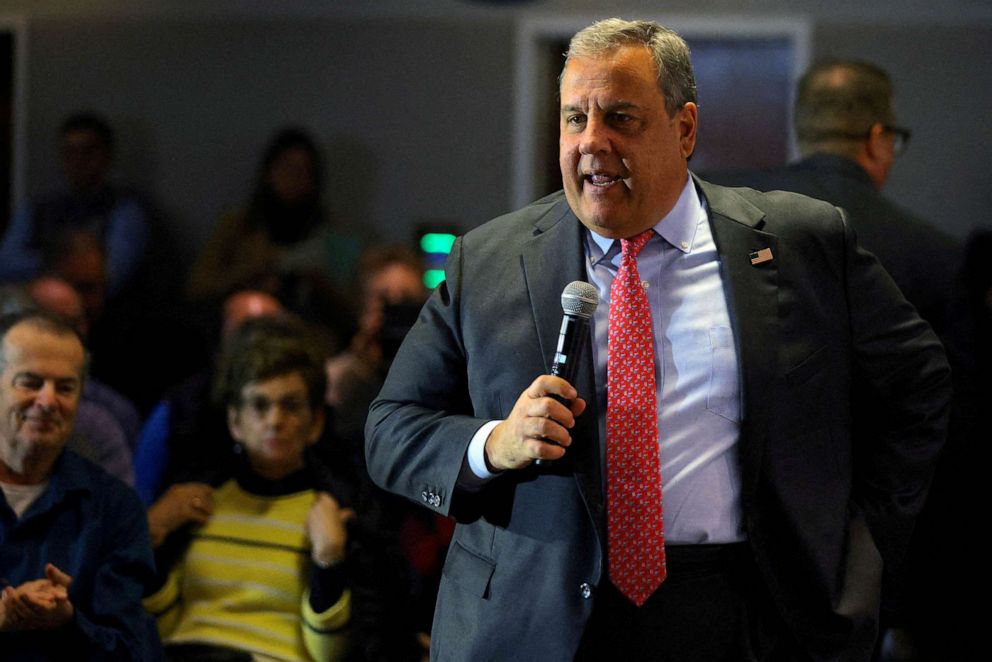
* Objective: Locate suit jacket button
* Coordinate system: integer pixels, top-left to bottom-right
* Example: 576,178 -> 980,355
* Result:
579,582 -> 593,599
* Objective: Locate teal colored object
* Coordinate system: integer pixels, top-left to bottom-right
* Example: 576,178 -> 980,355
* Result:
420,233 -> 456,254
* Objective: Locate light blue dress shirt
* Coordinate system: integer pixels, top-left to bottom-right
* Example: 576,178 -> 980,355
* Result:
466,178 -> 744,543
585,178 -> 743,543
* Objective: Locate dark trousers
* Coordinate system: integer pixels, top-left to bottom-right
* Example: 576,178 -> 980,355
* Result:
576,544 -> 804,662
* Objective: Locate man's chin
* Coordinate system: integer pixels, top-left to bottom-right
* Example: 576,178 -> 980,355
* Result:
575,211 -> 629,239
20,424 -> 67,445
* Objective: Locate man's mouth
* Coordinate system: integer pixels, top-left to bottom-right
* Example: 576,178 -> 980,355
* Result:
24,416 -> 59,430
584,172 -> 624,189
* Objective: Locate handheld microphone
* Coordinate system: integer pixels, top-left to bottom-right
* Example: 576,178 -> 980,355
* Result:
536,281 -> 599,466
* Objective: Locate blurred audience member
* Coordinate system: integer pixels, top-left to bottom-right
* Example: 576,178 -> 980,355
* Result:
133,290 -> 286,505
26,276 -> 87,333
0,113 -> 150,298
0,280 -> 137,484
27,276 -> 142,445
41,231 -> 108,329
706,60 -> 960,333
326,245 -> 447,652
143,328 -> 354,661
0,287 -> 33,319
187,127 -> 361,341
0,310 -> 159,660
326,245 -> 427,466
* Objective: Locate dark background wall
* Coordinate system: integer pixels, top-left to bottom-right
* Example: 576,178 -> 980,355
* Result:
3,1 -> 990,268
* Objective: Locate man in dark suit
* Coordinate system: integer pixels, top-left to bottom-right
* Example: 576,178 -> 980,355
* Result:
366,19 -> 950,661
706,60 -> 960,334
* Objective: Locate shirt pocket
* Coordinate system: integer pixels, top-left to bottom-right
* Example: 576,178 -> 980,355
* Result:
706,325 -> 740,423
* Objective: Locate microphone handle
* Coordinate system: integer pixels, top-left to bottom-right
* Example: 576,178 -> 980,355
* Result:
536,315 -> 590,466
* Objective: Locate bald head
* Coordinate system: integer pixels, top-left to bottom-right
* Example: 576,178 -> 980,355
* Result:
795,60 -> 895,158
795,60 -> 902,188
222,290 -> 285,339
27,277 -> 87,334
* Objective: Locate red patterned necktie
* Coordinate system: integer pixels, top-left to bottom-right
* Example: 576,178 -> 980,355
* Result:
607,229 -> 666,607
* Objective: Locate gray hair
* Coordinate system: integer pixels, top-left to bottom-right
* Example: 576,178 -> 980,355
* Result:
561,18 -> 697,117
0,309 -> 89,377
795,60 -> 895,158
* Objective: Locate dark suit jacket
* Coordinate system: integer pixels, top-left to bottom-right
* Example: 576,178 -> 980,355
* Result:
366,178 -> 951,661
705,154 -> 961,334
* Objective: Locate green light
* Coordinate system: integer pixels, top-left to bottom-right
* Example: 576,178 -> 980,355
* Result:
423,269 -> 446,289
420,233 -> 456,254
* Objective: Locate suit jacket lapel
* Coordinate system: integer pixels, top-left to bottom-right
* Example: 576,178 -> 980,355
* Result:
696,178 -> 779,502
521,199 -> 606,541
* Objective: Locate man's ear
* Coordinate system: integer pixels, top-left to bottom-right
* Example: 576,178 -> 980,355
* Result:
865,122 -> 887,159
860,122 -> 893,189
678,102 -> 698,159
227,406 -> 244,443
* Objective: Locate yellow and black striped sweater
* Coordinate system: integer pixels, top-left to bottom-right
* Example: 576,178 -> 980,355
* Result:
143,475 -> 350,661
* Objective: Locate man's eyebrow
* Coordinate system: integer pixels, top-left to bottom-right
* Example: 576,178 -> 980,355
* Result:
604,101 -> 641,112
13,371 -> 80,384
12,371 -> 41,380
560,101 -> 642,113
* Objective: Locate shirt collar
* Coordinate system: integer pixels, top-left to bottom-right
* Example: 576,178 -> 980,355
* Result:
3,450 -> 93,524
586,176 -> 705,265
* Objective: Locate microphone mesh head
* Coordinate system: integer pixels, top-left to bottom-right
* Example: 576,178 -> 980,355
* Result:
561,281 -> 600,319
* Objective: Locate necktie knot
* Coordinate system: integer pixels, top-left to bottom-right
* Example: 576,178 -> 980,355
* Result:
620,229 -> 654,260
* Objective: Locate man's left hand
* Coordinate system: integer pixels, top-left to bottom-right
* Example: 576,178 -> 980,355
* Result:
0,564 -> 74,631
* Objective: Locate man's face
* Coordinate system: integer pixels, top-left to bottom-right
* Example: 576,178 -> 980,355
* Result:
360,263 -> 426,336
61,129 -> 112,193
228,372 -> 323,480
0,324 -> 85,472
266,147 -> 316,205
559,45 -> 697,239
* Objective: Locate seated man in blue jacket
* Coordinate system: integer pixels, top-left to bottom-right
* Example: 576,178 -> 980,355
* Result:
0,310 -> 159,661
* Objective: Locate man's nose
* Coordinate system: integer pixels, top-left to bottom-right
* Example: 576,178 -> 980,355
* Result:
35,381 -> 58,408
579,116 -> 611,155
265,404 -> 286,429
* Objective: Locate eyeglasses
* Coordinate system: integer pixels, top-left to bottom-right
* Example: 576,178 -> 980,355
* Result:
240,395 -> 310,418
882,124 -> 912,156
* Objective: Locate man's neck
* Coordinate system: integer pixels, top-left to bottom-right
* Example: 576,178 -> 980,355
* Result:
0,453 -> 57,486
804,149 -> 884,191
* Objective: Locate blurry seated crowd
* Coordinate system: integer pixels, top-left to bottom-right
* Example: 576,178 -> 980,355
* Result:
0,114 -> 445,661
2,97 -> 990,661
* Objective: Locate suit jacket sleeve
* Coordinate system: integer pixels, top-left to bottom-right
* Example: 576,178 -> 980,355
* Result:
839,206 -> 951,565
366,236 -> 490,518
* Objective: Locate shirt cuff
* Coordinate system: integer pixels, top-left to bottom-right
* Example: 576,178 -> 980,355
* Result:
457,420 -> 503,491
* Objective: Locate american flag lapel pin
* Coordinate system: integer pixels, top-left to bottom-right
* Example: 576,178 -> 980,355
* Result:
749,247 -> 774,265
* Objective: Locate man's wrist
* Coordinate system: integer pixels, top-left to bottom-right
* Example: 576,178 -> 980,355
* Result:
456,420 -> 503,492
468,420 -> 503,479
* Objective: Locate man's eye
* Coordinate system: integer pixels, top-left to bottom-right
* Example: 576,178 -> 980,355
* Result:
565,114 -> 586,126
246,397 -> 272,415
13,375 -> 43,390
56,382 -> 79,396
610,113 -> 633,124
